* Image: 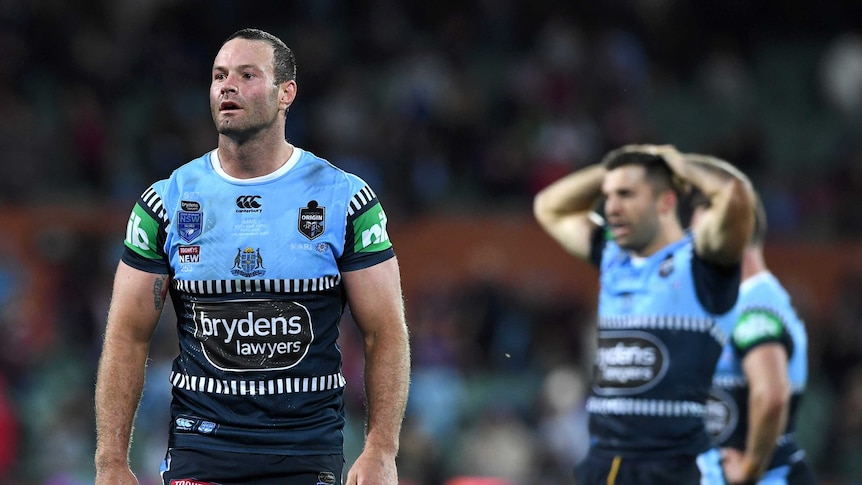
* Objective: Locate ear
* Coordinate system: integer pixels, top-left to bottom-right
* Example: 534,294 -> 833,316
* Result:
279,80 -> 297,111
657,189 -> 678,216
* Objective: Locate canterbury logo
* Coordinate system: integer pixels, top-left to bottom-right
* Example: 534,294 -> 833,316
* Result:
236,195 -> 262,209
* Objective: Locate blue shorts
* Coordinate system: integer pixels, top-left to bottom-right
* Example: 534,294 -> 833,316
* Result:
159,447 -> 343,485
575,448 -> 725,485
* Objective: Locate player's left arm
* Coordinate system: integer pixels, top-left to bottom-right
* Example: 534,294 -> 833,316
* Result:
658,147 -> 755,265
343,256 -> 410,485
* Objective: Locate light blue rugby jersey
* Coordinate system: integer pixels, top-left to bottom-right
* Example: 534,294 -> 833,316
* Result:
121,147 -> 394,454
708,271 -> 809,470
588,233 -> 740,458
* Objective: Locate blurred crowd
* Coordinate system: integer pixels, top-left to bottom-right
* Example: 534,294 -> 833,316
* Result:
1,0 -> 862,484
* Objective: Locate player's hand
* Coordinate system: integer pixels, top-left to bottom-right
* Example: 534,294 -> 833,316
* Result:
95,463 -> 140,485
345,448 -> 398,485
649,144 -> 687,174
720,447 -> 760,485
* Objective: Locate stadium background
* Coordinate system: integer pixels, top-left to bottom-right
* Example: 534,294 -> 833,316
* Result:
0,0 -> 861,483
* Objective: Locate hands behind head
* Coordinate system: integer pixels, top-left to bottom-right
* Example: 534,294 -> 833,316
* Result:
600,143 -> 692,194
682,153 -> 753,191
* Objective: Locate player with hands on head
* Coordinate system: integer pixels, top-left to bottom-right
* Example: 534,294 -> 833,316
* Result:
533,143 -> 755,484
688,155 -> 816,485
94,28 -> 410,485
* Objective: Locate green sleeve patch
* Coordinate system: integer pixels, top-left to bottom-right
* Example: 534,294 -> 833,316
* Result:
352,203 -> 392,253
124,203 -> 163,259
732,309 -> 784,350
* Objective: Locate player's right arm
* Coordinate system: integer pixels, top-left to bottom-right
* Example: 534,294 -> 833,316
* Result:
94,262 -> 167,485
96,186 -> 170,485
533,163 -> 607,261
723,307 -> 792,483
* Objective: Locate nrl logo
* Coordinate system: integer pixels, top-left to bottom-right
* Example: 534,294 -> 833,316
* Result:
298,200 -> 325,240
658,254 -> 674,277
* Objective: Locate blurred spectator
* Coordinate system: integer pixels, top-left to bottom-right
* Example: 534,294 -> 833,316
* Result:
820,32 -> 862,120
820,365 -> 862,482
0,376 -> 18,482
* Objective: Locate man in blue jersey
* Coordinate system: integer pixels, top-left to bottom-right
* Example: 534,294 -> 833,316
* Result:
533,144 -> 755,484
94,28 -> 410,485
695,179 -> 816,484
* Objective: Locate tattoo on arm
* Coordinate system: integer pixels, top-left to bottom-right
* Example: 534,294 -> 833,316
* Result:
154,275 -> 168,311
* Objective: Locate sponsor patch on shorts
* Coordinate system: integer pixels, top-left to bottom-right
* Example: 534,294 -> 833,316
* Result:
317,471 -> 337,485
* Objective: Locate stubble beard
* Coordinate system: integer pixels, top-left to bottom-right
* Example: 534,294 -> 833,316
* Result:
213,107 -> 281,143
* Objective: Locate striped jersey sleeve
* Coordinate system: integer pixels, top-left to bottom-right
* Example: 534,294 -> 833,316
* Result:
339,182 -> 394,272
121,182 -> 171,274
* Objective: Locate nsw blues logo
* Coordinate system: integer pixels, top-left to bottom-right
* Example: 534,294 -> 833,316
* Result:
298,200 -> 325,240
177,211 -> 203,242
231,247 -> 266,277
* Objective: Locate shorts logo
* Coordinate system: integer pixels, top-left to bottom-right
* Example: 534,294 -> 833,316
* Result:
231,247 -> 266,277
174,416 -> 219,435
318,471 -> 337,485
193,299 -> 314,371
197,421 -> 216,434
178,211 -> 203,243
175,417 -> 194,431
298,200 -> 325,240
593,330 -> 670,395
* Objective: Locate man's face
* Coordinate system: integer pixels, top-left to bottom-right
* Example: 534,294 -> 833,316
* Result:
210,38 -> 282,136
602,165 -> 663,253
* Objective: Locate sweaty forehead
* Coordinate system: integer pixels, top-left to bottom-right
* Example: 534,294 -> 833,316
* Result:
213,38 -> 273,72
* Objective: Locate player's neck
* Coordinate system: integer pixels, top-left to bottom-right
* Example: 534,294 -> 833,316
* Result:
217,134 -> 294,179
634,222 -> 686,258
741,246 -> 767,281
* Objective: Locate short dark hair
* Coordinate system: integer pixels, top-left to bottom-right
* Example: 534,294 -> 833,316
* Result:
223,28 -> 297,85
605,152 -> 681,198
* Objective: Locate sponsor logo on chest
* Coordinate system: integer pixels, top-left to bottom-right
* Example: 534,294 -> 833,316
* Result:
593,330 -> 670,395
192,299 -> 314,371
705,388 -> 738,443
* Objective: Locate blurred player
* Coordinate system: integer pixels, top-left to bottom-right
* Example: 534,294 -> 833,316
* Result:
693,166 -> 816,484
533,144 -> 754,484
94,28 -> 410,485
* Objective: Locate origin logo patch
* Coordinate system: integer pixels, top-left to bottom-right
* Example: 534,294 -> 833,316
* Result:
298,200 -> 325,240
